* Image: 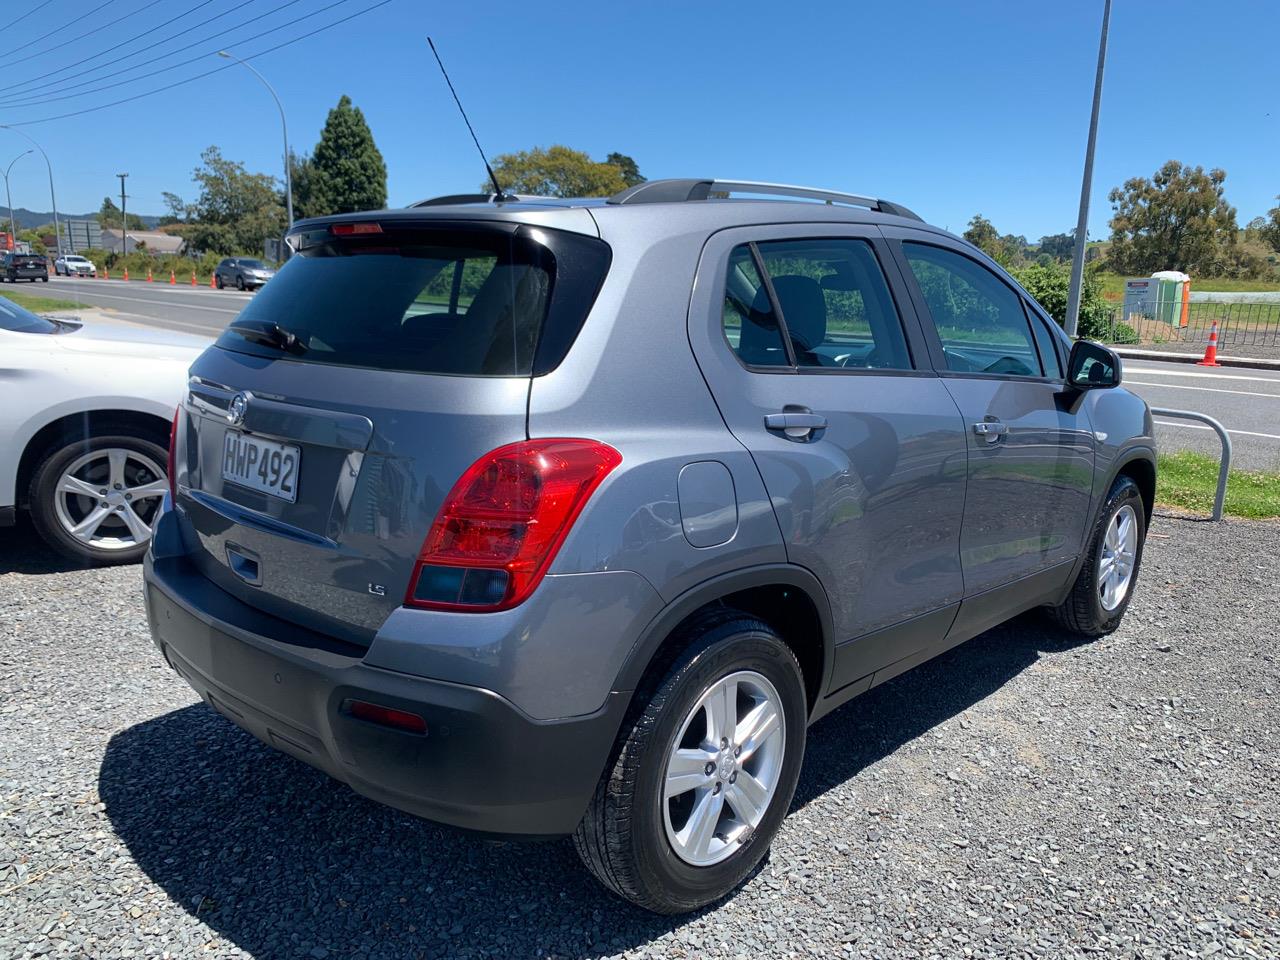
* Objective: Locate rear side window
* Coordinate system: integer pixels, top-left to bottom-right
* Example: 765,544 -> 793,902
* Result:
903,243 -> 1042,377
722,246 -> 789,366
215,224 -> 610,376
721,239 -> 912,370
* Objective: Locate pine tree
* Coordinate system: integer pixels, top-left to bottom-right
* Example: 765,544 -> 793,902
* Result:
309,95 -> 388,215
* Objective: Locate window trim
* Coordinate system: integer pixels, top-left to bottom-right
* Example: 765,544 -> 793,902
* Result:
893,236 -> 1057,383
719,234 -> 923,378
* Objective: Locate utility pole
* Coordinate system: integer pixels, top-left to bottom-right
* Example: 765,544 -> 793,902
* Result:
1065,0 -> 1112,339
116,172 -> 129,256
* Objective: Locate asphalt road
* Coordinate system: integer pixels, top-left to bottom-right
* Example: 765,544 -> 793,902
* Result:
40,274 -> 251,337
33,276 -> 1280,471
1123,359 -> 1280,471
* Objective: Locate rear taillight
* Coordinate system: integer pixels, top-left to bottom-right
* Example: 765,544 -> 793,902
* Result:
166,407 -> 180,502
330,222 -> 383,236
405,439 -> 622,612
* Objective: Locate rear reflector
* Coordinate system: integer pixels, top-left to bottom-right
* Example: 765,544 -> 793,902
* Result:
343,699 -> 427,735
330,222 -> 383,236
405,438 -> 622,612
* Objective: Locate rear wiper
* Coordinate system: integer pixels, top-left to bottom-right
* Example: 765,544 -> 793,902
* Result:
228,319 -> 307,354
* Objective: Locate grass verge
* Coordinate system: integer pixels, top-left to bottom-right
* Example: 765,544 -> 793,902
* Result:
1,289 -> 88,312
1157,451 -> 1280,520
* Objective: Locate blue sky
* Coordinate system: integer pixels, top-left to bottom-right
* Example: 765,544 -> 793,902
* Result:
1,0 -> 1276,240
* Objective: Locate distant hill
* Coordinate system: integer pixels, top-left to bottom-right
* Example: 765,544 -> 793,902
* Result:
0,206 -> 160,230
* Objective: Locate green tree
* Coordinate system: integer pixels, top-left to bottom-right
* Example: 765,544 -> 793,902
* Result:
308,95 -> 388,216
97,197 -> 145,230
180,146 -> 284,255
157,191 -> 188,226
963,214 -> 1027,267
1037,232 -> 1075,261
1107,160 -> 1239,275
488,145 -> 630,197
1260,197 -> 1280,254
285,149 -> 318,220
605,152 -> 645,188
1013,259 -> 1111,340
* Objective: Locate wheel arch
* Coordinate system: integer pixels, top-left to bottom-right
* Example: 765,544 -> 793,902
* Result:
15,408 -> 173,509
612,564 -> 835,723
1111,446 -> 1157,524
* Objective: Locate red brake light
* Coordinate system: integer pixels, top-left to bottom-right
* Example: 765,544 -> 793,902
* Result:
330,222 -> 383,236
405,439 -> 622,612
167,407 -> 180,502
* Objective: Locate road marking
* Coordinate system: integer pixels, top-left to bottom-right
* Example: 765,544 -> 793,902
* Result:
1126,379 -> 1280,400
1125,366 -> 1280,384
1154,420 -> 1280,441
47,290 -> 241,314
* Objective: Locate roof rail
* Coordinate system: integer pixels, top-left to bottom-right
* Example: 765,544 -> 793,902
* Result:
607,178 -> 922,221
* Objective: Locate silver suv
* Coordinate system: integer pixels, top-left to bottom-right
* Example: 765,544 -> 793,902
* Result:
145,179 -> 1155,913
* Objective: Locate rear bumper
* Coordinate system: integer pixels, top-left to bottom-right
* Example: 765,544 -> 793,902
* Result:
144,553 -> 626,837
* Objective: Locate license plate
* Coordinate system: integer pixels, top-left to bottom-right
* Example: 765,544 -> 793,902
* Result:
221,431 -> 299,502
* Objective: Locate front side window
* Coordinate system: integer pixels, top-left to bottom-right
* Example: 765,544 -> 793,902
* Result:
721,238 -> 912,371
903,243 -> 1042,377
0,294 -> 60,334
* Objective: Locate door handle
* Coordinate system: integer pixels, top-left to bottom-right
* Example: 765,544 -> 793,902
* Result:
764,411 -> 828,441
973,420 -> 1009,443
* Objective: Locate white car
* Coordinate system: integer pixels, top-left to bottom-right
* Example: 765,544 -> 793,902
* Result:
54,254 -> 97,278
0,294 -> 207,564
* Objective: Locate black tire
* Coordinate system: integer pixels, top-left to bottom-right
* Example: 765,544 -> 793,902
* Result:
215,274 -> 224,289
235,275 -> 245,291
40,275 -> 48,282
1046,475 -> 1146,637
29,433 -> 169,566
574,610 -> 807,914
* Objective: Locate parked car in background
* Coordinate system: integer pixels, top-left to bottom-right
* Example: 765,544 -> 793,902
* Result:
145,180 -> 1156,913
0,293 -> 206,564
213,257 -> 275,291
54,254 -> 98,277
1,252 -> 49,282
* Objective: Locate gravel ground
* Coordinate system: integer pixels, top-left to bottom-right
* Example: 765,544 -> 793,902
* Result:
1,513 -> 1278,959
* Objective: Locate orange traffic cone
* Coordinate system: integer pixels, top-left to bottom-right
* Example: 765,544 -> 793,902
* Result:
146,267 -> 153,282
190,270 -> 197,286
103,267 -> 110,280
1196,320 -> 1221,367
169,269 -> 176,285
123,267 -> 129,281
209,272 -> 216,289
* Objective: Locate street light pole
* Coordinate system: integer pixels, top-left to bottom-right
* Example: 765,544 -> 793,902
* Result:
217,51 -> 293,235
3,150 -> 32,245
1064,0 -> 1112,339
0,125 -> 63,256
117,173 -> 129,255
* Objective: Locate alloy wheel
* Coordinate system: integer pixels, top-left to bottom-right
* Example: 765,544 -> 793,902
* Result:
51,448 -> 167,551
1098,504 -> 1138,611
662,670 -> 786,867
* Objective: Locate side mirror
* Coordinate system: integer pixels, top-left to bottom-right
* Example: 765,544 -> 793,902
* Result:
1067,339 -> 1122,389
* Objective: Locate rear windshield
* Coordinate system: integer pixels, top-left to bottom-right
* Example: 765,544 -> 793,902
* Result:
215,223 -> 609,376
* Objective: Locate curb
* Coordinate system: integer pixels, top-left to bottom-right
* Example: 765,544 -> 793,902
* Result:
1113,346 -> 1280,372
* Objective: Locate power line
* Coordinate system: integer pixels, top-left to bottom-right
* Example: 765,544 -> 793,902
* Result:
3,0 -> 393,128
5,0 -> 55,32
0,0 -> 166,71
0,0 -> 300,104
0,0 -> 218,96
0,0 -> 117,60
0,0 -> 341,110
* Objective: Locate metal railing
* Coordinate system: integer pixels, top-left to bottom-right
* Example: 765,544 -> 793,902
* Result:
1150,407 -> 1232,521
1102,300 -> 1280,349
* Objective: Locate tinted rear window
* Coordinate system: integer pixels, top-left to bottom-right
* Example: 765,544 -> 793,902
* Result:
215,224 -> 609,376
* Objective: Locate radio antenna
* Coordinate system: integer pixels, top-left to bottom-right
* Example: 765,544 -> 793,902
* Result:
427,37 -> 510,202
